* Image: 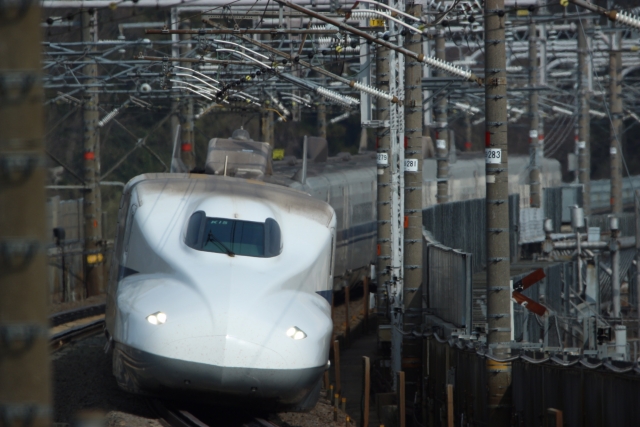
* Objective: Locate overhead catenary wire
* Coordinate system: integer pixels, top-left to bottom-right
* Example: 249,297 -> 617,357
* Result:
272,0 -> 482,85
196,19 -> 401,103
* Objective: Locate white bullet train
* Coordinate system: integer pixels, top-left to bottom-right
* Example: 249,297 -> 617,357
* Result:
106,128 -> 561,408
105,169 -> 336,410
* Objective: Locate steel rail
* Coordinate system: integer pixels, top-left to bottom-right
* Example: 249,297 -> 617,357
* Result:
50,303 -> 106,327
147,400 -> 282,427
49,303 -> 106,352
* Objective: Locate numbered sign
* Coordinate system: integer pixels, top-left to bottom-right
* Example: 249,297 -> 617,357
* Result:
485,148 -> 501,164
436,139 -> 447,150
405,158 -> 418,172
377,152 -> 388,165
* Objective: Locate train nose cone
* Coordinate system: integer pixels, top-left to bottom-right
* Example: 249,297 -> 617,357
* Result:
139,335 -> 315,403
163,335 -> 287,370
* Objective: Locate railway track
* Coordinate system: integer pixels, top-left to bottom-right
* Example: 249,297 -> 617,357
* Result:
49,303 -> 285,427
148,399 -> 282,427
50,303 -> 106,352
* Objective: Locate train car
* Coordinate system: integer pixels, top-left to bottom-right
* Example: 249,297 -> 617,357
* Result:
105,172 -> 336,411
266,137 -> 563,289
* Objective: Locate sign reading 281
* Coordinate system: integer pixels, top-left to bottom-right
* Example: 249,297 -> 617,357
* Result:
485,148 -> 501,164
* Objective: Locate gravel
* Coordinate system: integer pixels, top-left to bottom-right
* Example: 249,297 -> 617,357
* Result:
52,334 -> 161,427
53,334 -> 354,427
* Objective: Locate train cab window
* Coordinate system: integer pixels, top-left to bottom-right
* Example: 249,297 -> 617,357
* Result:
185,211 -> 282,258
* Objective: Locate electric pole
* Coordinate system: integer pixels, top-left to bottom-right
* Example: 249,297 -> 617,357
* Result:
403,1 -> 423,404
376,44 -> 391,323
484,0 -> 512,423
180,20 -> 196,170
609,30 -> 623,214
268,109 -> 275,145
261,107 -> 269,142
261,105 -> 275,146
0,1 -> 52,424
82,10 -> 104,297
386,0 -> 405,387
528,19 -> 541,208
435,30 -> 449,203
318,99 -> 327,140
465,113 -> 472,151
578,18 -> 591,215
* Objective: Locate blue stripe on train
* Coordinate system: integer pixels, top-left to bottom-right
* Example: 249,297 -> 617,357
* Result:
316,290 -> 333,304
335,221 -> 376,248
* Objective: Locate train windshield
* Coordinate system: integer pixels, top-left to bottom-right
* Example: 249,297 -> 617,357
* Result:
185,211 -> 282,258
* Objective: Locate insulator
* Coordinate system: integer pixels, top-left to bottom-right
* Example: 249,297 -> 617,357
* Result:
316,87 -> 360,108
329,111 -> 351,124
615,11 -> 640,31
196,103 -> 219,119
350,81 -> 395,102
268,93 -> 290,117
316,37 -> 335,45
98,108 -> 119,127
349,10 -> 391,20
421,56 -> 472,81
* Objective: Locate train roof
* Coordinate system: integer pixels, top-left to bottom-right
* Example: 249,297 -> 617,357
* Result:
269,151 -> 562,186
122,173 -> 335,228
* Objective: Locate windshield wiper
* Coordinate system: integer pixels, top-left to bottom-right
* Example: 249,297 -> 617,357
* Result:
205,231 -> 235,257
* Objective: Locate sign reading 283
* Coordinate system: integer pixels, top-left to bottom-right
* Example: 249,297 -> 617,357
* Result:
485,148 -> 501,164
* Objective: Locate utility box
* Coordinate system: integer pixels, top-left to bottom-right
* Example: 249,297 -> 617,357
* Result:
561,185 -> 583,224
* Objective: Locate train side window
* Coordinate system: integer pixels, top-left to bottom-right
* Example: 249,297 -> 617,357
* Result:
264,218 -> 282,257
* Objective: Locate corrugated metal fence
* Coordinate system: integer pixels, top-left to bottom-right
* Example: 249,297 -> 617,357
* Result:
512,359 -> 640,427
424,339 -> 488,426
425,338 -> 640,427
422,194 -> 519,273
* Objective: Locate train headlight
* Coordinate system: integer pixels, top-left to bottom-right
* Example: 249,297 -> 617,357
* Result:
286,326 -> 306,340
147,311 -> 167,325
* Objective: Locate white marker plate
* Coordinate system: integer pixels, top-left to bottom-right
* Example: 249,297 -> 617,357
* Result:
436,139 -> 447,150
377,152 -> 388,165
405,159 -> 418,172
486,148 -> 502,164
